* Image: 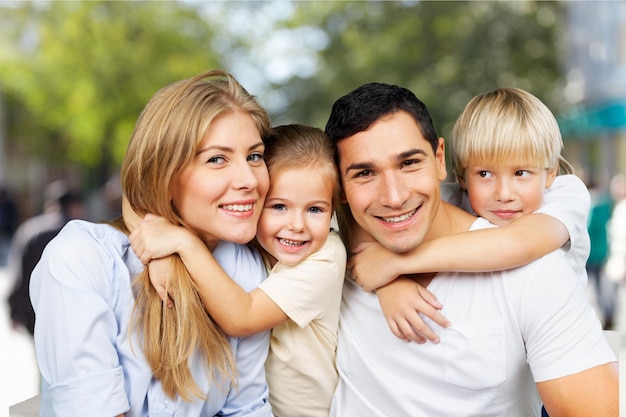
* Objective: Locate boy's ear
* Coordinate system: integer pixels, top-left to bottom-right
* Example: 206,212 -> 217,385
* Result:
458,174 -> 468,190
545,166 -> 559,189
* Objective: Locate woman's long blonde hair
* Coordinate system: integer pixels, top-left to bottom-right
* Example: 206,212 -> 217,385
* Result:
111,70 -> 271,401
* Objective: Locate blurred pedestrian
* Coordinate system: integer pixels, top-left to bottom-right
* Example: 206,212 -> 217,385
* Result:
605,174 -> 626,324
586,179 -> 616,329
6,180 -> 85,334
0,185 -> 18,266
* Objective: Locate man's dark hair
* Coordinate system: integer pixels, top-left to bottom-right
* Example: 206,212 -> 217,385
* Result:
324,82 -> 439,156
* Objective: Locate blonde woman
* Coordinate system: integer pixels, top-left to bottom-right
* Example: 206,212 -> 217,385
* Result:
29,70 -> 275,417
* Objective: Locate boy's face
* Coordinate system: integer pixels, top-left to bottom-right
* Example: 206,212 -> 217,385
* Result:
460,161 -> 558,226
337,111 -> 447,254
257,165 -> 334,266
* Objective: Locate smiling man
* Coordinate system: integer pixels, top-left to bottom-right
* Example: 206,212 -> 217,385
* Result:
325,82 -> 618,417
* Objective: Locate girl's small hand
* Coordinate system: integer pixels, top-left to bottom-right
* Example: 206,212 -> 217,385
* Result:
129,214 -> 197,264
149,257 -> 175,308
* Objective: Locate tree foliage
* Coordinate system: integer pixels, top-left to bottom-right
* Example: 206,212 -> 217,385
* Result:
0,0 -> 566,186
0,1 -> 223,184
266,1 -> 565,139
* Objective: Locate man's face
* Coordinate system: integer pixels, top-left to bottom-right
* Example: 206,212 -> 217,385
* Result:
337,111 -> 446,253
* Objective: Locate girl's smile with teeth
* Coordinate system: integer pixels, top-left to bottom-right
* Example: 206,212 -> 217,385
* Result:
278,238 -> 307,247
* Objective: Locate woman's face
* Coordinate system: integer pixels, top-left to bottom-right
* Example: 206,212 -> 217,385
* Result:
172,111 -> 269,249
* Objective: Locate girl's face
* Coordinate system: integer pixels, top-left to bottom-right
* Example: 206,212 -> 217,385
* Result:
460,160 -> 557,226
257,165 -> 334,267
172,111 -> 269,249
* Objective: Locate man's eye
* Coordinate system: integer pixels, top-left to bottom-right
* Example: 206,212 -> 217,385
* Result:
401,159 -> 419,167
355,170 -> 371,178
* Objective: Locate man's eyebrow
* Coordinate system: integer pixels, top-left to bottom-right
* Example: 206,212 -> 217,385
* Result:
344,161 -> 374,176
397,149 -> 428,161
344,149 -> 429,175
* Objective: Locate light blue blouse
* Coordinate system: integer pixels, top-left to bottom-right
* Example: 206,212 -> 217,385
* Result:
30,220 -> 273,417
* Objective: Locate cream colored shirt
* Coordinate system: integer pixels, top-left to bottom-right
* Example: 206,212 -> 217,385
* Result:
258,231 -> 346,417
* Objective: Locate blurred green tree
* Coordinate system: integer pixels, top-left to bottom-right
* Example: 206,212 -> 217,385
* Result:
0,0 -> 566,187
263,1 -> 565,140
0,1 -> 222,186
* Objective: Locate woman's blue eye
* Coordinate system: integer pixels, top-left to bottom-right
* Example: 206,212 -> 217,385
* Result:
208,156 -> 226,164
248,153 -> 263,162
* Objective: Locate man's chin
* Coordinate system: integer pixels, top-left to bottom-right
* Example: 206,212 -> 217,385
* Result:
375,235 -> 421,254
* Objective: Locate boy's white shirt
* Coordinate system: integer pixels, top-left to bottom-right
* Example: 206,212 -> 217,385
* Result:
440,174 -> 591,286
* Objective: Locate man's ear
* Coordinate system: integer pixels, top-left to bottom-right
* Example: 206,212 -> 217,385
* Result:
436,137 -> 447,181
339,187 -> 348,204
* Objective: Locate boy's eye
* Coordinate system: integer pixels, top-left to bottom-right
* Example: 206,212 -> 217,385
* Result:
515,170 -> 530,177
478,171 -> 493,178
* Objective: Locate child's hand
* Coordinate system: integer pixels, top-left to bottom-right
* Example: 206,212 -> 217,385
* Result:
129,214 -> 201,308
375,277 -> 451,343
349,241 -> 400,292
129,214 -> 199,264
148,257 -> 175,308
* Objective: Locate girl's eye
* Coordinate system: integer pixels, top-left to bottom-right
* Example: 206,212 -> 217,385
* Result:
271,204 -> 287,211
308,206 -> 324,214
248,153 -> 264,163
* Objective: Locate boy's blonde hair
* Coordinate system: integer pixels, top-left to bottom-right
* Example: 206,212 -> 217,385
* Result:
112,69 -> 271,401
450,87 -> 572,181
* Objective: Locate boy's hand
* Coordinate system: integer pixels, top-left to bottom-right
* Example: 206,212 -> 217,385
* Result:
349,241 -> 401,292
375,277 -> 450,343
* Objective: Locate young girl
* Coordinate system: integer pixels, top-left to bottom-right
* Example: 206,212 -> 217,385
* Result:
347,87 -> 591,343
29,70 -> 274,416
130,124 -> 347,417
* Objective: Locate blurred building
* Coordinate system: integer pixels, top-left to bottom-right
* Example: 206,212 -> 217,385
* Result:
560,1 -> 626,187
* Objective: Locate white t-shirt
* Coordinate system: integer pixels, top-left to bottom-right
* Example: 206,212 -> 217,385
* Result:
441,174 -> 590,286
330,218 -> 615,417
258,231 -> 346,417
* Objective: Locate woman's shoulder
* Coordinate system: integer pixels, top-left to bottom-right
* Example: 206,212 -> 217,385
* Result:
213,241 -> 265,291
44,220 -> 132,268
